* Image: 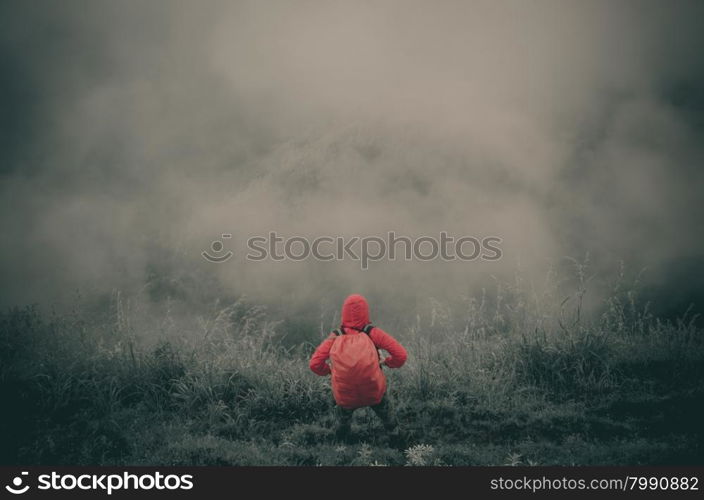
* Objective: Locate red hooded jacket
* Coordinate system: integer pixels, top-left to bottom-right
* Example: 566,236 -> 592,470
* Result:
309,294 -> 407,407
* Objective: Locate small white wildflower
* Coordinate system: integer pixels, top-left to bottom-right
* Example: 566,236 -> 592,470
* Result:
404,444 -> 435,466
357,443 -> 373,463
503,452 -> 522,466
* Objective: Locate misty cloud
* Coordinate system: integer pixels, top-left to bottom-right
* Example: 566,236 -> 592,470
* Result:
1,0 -> 703,318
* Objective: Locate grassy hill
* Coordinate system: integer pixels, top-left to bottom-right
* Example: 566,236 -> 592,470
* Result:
2,269 -> 702,466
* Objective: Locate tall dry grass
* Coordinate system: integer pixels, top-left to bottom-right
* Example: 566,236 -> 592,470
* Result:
1,260 -> 702,465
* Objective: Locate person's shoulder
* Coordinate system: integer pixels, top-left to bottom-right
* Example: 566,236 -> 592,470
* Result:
369,326 -> 390,339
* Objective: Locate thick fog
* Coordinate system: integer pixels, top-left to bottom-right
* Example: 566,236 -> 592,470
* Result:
1,0 -> 703,321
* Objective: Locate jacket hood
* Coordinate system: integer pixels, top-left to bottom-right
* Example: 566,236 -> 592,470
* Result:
341,294 -> 370,329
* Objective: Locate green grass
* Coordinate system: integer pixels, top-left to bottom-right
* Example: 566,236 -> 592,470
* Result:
1,266 -> 703,466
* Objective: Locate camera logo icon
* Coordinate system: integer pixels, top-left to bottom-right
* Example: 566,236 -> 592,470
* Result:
202,234 -> 233,263
5,472 -> 29,495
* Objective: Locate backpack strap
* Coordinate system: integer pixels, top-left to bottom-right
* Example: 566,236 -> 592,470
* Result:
333,325 -> 373,335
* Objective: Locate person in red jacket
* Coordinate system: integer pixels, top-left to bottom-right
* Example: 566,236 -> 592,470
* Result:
309,294 -> 407,442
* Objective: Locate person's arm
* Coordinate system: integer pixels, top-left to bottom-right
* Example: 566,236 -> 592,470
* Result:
309,334 -> 336,376
369,327 -> 407,368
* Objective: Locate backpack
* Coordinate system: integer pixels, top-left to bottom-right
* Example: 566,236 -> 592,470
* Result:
329,324 -> 387,409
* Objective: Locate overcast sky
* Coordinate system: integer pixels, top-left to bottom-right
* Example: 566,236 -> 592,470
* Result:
1,0 -> 703,318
